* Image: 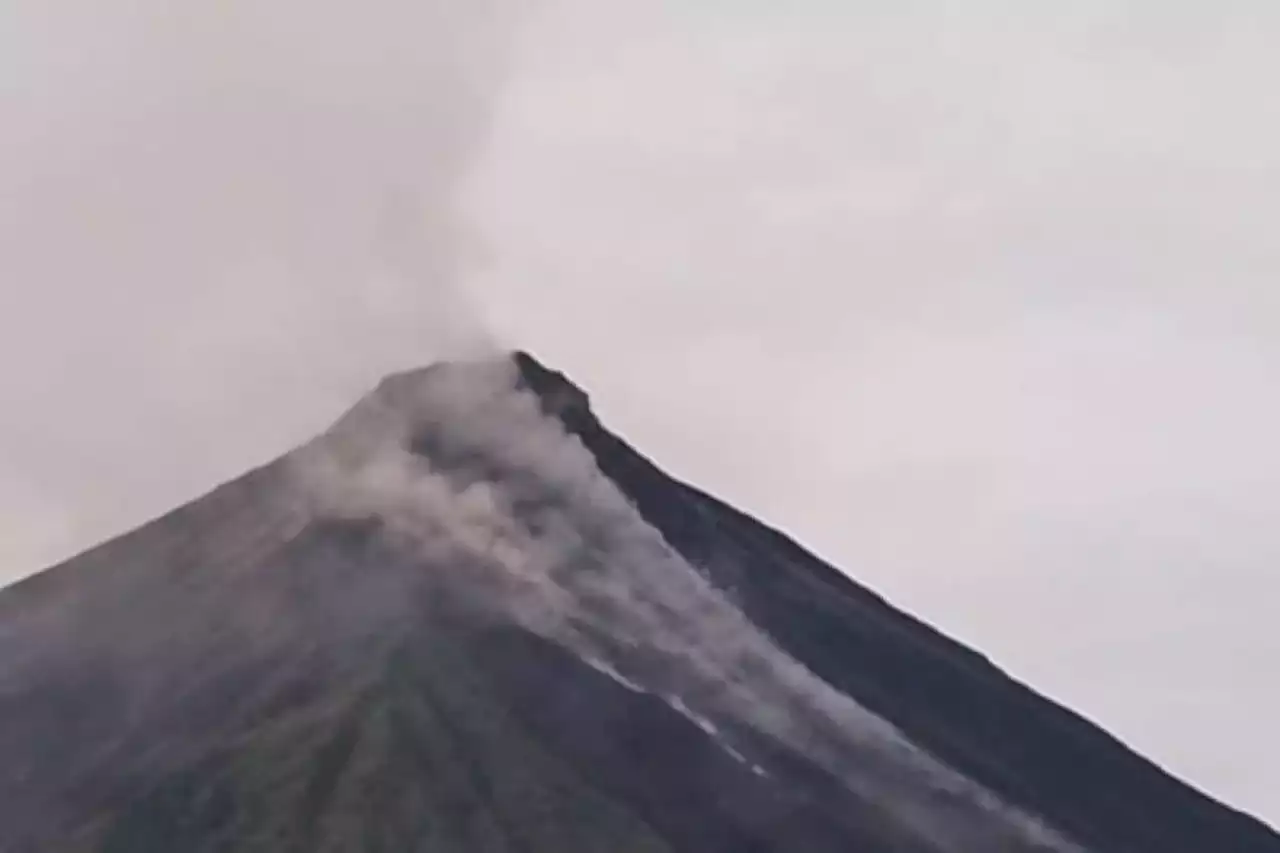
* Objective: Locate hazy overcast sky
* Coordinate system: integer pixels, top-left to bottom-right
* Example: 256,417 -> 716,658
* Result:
2,0 -> 1278,824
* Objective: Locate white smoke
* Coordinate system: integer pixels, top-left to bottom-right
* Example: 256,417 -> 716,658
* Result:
288,356 -> 1086,852
0,0 -> 528,576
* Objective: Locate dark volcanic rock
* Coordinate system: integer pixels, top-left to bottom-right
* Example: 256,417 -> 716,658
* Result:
0,351 -> 1275,853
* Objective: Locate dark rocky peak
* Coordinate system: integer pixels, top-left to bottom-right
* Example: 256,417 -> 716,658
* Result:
512,350 -> 596,431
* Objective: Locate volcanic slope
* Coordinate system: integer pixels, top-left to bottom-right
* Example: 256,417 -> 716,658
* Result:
0,351 -> 1276,853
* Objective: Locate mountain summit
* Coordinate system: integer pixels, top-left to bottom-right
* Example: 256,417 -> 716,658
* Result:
1,351 -> 1276,853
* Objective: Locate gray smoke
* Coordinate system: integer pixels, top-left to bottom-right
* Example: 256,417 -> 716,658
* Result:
288,356 -> 1086,852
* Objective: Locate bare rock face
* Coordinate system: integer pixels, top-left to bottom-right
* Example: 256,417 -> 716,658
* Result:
0,351 -> 1276,853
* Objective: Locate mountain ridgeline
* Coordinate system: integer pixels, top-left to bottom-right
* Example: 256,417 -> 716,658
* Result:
0,351 -> 1275,852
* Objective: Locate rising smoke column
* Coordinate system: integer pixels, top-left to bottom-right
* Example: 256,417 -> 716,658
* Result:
0,0 -> 530,577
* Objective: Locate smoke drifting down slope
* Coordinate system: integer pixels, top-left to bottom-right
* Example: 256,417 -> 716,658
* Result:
0,352 -> 1277,853
290,354 -> 1078,851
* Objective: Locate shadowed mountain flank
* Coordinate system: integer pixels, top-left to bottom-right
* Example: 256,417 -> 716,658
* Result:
0,351 -> 1276,853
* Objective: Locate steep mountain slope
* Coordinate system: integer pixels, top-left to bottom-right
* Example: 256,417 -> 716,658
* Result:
0,351 -> 1275,853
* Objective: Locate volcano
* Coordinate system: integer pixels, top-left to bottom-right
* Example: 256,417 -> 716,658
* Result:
1,351 -> 1275,853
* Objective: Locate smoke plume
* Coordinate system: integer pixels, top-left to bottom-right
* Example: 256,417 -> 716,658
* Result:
0,0 -> 529,575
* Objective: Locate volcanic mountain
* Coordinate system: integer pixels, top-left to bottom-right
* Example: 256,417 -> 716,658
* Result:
1,351 -> 1276,853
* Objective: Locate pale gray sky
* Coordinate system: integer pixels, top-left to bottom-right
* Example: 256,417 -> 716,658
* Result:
2,0 -> 1278,825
